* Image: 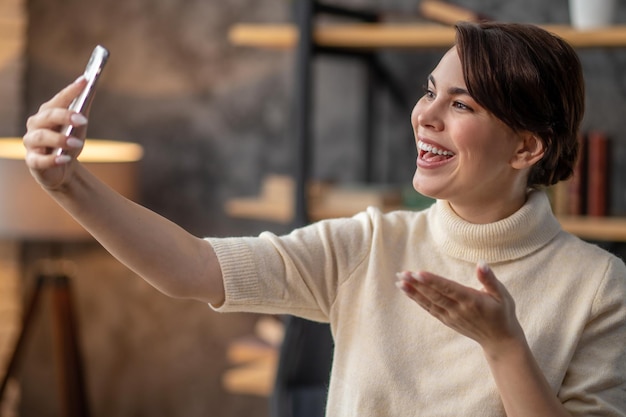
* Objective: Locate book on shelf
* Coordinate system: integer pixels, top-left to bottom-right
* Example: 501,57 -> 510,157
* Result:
567,132 -> 587,216
586,130 -> 610,217
549,130 -> 610,218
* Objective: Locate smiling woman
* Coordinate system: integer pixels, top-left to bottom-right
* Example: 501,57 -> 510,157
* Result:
411,50 -> 538,223
411,23 -> 583,225
20,20 -> 626,417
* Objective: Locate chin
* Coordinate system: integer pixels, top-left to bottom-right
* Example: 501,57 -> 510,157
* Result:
412,176 -> 439,200
415,189 -> 439,201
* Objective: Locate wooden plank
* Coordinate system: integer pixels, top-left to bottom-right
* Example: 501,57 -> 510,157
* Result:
225,176 -> 402,224
226,198 -> 626,242
223,337 -> 278,396
228,23 -> 456,49
419,0 -> 485,26
222,354 -> 277,397
558,216 -> 626,242
229,23 -> 626,50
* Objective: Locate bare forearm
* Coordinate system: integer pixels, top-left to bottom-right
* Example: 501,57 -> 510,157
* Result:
484,338 -> 571,417
46,163 -> 224,305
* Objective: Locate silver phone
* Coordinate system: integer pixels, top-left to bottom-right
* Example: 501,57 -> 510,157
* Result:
57,45 -> 109,156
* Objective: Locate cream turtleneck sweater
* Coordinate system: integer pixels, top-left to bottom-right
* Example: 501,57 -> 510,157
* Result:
209,190 -> 626,416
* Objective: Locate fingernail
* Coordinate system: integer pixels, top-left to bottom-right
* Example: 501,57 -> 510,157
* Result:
395,280 -> 405,290
410,272 -> 425,283
478,260 -> 490,273
55,154 -> 72,165
74,75 -> 85,84
70,113 -> 88,125
66,137 -> 84,148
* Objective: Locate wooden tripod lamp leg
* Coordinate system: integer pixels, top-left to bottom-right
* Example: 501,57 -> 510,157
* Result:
0,274 -> 91,417
50,274 -> 90,417
0,276 -> 45,398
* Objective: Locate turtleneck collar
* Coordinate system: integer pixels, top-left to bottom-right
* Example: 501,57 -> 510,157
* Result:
429,189 -> 562,263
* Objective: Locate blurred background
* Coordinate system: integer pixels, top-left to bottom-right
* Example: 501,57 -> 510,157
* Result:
1,0 -> 626,416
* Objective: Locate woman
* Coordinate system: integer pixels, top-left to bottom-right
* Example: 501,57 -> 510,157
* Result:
23,21 -> 626,416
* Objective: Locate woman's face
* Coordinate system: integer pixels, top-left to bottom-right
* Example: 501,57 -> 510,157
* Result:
411,47 -> 532,222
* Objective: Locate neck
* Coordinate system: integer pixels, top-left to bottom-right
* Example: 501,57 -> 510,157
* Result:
448,192 -> 528,224
430,189 -> 562,264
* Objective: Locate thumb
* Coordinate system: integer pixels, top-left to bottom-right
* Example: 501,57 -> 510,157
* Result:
476,260 -> 501,296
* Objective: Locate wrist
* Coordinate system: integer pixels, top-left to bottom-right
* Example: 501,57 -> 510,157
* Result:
481,331 -> 528,363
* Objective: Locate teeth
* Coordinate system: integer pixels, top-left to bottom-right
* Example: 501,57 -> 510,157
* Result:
418,140 -> 454,156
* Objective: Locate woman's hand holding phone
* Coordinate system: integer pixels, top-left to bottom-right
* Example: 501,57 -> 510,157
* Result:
23,45 -> 109,190
24,78 -> 90,189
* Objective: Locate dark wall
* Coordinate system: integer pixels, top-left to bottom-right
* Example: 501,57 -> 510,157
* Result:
20,0 -> 626,416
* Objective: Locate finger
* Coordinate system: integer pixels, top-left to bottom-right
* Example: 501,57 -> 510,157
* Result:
38,76 -> 87,112
24,127 -> 83,153
26,107 -> 88,133
24,149 -> 60,171
395,273 -> 441,314
23,129 -> 85,162
397,271 -> 458,312
476,261 -> 503,296
410,270 -> 473,305
24,128 -> 63,154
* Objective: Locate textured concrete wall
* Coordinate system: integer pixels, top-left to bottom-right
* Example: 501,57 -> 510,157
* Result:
11,0 -> 626,416
0,0 -> 26,413
0,0 -> 25,137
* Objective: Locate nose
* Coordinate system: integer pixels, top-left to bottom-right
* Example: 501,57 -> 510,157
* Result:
411,97 -> 444,132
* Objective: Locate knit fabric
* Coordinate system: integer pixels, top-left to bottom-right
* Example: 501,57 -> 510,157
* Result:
208,190 -> 626,416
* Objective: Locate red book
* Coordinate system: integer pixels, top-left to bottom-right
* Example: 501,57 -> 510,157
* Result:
567,133 -> 587,215
586,131 -> 609,217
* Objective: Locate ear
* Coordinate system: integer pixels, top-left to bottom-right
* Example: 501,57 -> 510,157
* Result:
510,132 -> 545,170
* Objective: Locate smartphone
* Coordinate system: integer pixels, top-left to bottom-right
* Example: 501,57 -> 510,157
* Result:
57,45 -> 110,156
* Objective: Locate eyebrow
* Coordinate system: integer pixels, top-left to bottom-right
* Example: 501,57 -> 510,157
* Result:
428,74 -> 470,96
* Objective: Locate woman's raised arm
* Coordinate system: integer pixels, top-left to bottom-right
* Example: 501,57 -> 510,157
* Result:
23,78 -> 225,306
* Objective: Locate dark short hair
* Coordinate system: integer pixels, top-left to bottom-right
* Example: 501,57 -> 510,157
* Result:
455,21 -> 585,187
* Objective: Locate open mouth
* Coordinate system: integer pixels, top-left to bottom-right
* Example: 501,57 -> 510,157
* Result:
417,140 -> 455,163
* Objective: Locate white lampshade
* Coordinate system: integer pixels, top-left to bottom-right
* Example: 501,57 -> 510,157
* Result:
0,138 -> 143,241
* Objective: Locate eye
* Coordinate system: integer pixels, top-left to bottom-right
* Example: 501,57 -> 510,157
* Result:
453,100 -> 472,111
421,84 -> 435,100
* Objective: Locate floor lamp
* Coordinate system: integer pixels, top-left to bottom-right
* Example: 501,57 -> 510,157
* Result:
0,138 -> 143,417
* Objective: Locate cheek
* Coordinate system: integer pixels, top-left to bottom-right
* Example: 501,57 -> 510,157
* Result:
456,131 -> 517,167
454,121 -> 496,148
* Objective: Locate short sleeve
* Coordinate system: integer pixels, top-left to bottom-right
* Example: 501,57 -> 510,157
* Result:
559,256 -> 626,416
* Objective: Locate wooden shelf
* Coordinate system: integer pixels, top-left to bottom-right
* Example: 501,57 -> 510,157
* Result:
225,180 -> 626,242
227,201 -> 626,242
225,176 -> 403,224
229,23 -> 626,50
222,338 -> 277,397
222,316 -> 283,397
557,216 -> 626,242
